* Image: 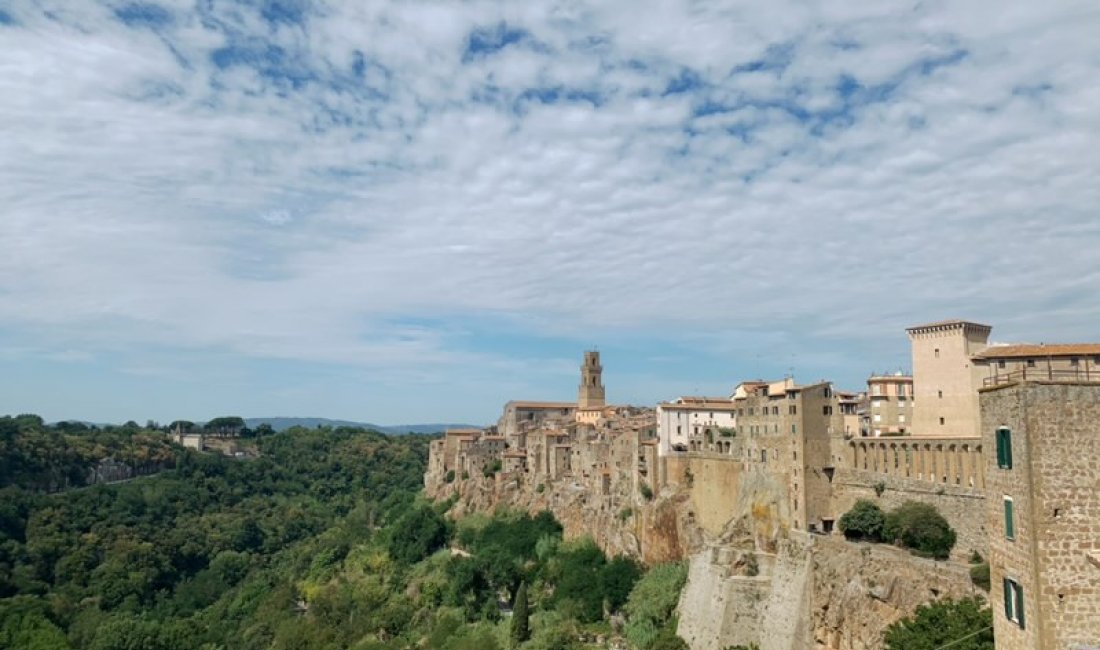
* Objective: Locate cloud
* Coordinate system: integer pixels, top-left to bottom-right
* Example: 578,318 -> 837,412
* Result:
1,0 -> 1098,421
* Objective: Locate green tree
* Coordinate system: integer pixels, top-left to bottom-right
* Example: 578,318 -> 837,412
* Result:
386,504 -> 449,565
838,500 -> 886,541
883,597 -> 993,650
624,562 -> 688,649
883,501 -> 957,559
511,581 -> 530,646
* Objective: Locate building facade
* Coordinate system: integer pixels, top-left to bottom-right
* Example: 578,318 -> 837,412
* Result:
656,397 -> 738,455
907,319 -> 992,437
981,381 -> 1100,650
865,374 -> 914,436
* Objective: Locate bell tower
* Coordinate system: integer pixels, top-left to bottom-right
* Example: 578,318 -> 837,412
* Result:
578,350 -> 606,408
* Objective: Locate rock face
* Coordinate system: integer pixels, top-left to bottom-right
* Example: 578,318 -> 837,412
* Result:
428,448 -> 987,650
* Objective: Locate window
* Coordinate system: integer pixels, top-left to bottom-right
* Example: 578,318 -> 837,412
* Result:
996,427 -> 1013,469
1004,497 -> 1015,539
1003,578 -> 1025,628
872,384 -> 883,396
935,348 -> 940,358
823,406 -> 833,416
1070,358 -> 1079,367
898,414 -> 906,423
789,405 -> 797,415
709,412 -> 714,418
874,414 -> 882,422
998,360 -> 1006,368
772,406 -> 779,415
940,417 -> 946,426
676,425 -> 681,435
938,390 -> 943,398
791,424 -> 797,434
1027,359 -> 1035,368
761,450 -> 767,462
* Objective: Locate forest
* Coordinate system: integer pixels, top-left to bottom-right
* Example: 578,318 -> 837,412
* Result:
0,415 -> 685,650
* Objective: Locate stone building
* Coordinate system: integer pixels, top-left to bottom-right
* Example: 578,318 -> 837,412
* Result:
578,350 -> 606,409
973,343 -> 1100,386
732,379 -> 848,533
865,374 -> 913,436
656,397 -> 739,455
907,319 -> 992,437
980,380 -> 1100,650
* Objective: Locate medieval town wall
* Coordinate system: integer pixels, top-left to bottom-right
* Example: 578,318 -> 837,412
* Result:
830,467 -> 989,561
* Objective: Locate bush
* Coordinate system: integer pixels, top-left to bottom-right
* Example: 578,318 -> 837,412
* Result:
482,459 -> 502,478
639,482 -> 653,501
883,597 -> 993,650
838,500 -> 886,541
445,470 -> 456,483
969,562 -> 990,591
883,501 -> 956,559
624,562 -> 687,649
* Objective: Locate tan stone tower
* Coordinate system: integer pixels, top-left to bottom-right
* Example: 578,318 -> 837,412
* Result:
578,350 -> 606,408
907,319 -> 991,436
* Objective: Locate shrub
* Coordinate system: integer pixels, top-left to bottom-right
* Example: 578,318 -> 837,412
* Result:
639,482 -> 654,501
445,469 -> 456,483
838,500 -> 885,542
883,597 -> 993,650
624,562 -> 688,649
968,550 -> 983,564
883,501 -> 957,559
873,481 -> 886,497
482,459 -> 502,478
618,507 -> 633,522
969,562 -> 990,591
536,483 -> 545,493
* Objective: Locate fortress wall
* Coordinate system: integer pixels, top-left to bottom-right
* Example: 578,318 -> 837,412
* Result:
830,467 -> 988,561
663,454 -> 745,536
809,536 -> 983,650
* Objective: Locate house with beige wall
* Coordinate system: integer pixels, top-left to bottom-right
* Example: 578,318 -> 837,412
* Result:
656,397 -> 738,455
865,374 -> 913,436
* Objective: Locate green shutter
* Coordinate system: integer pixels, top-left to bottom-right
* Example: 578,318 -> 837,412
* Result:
996,428 -> 1014,469
1004,498 -> 1015,539
1016,583 -> 1025,629
1003,578 -> 1013,620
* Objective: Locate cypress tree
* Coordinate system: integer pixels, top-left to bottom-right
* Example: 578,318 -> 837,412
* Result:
511,581 -> 530,646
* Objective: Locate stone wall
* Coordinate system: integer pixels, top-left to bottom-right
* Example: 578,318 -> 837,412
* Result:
830,467 -> 988,561
981,382 -> 1100,650
809,536 -> 984,650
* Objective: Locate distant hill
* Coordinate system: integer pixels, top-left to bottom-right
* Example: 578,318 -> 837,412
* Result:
243,417 -> 481,435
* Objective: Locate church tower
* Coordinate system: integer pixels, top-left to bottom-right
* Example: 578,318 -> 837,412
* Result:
578,350 -> 606,408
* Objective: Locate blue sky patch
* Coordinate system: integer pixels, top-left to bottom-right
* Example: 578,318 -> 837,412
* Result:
261,0 -> 306,26
115,3 -> 172,28
463,22 -> 533,62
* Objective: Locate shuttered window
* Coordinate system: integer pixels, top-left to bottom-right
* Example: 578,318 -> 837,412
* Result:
1003,578 -> 1025,628
1004,497 -> 1015,540
996,427 -> 1013,469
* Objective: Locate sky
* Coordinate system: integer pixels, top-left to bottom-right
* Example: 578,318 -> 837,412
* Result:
2,1 -> 1099,426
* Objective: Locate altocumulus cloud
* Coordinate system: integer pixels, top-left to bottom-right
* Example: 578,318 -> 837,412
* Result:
1,0 -> 1100,414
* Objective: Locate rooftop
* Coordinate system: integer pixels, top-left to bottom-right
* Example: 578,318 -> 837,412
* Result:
973,343 -> 1100,359
505,400 -> 577,409
906,319 -> 992,333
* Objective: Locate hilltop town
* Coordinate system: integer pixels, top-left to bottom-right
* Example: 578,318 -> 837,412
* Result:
424,320 -> 1100,650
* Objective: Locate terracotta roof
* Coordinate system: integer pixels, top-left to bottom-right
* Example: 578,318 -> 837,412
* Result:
659,401 -> 738,411
906,319 -> 991,332
506,401 -> 577,409
974,344 -> 1100,359
446,428 -> 483,436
